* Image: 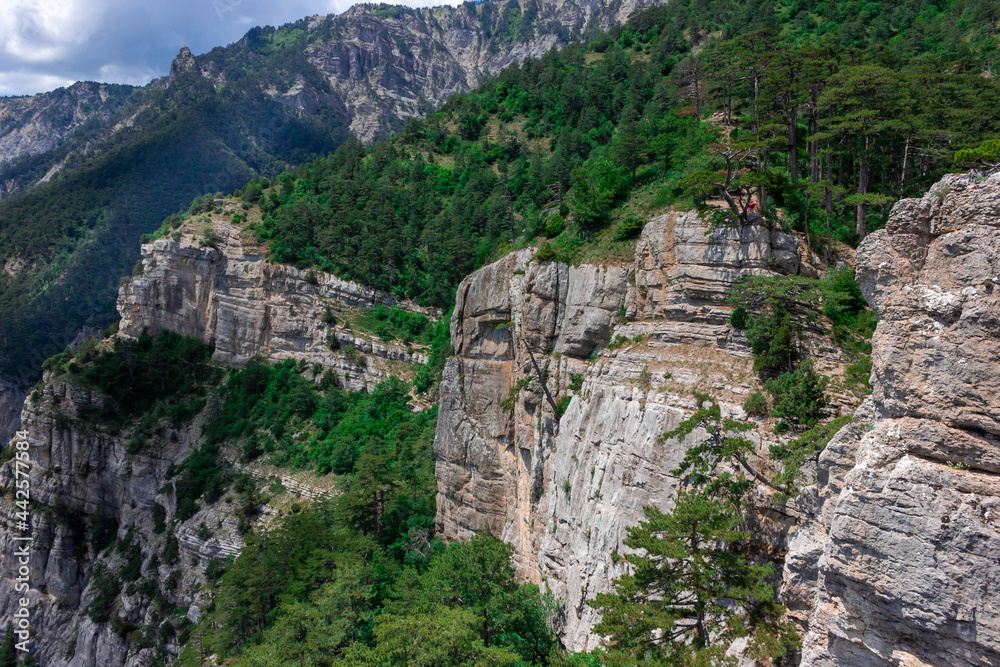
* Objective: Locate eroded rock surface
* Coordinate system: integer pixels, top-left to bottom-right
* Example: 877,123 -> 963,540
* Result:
117,217 -> 431,392
435,211 -> 823,648
788,170 -> 1000,666
0,376 -> 248,666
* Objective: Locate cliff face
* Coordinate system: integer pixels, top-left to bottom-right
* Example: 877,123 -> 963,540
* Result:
0,377 -> 240,666
305,0 -> 659,141
0,209 -> 425,665
0,82 -> 134,178
117,213 -> 432,392
786,170 -> 1000,666
434,211 -> 827,649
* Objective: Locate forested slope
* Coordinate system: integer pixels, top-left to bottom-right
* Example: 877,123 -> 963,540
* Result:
246,0 -> 1000,309
0,0 -> 655,385
152,1 -> 1000,664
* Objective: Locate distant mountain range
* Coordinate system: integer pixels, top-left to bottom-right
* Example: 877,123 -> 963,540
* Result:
0,0 -> 656,387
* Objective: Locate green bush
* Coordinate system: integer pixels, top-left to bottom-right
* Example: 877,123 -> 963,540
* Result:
555,395 -> 572,418
746,306 -> 796,376
86,565 -> 121,622
765,363 -> 829,428
729,305 -> 748,329
544,215 -> 566,237
743,391 -> 769,418
152,504 -> 167,535
613,214 -> 645,241
534,241 -> 557,262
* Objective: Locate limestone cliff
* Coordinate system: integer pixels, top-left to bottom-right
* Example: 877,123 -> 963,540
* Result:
0,376 -> 232,665
785,170 -> 1000,666
0,207 -> 427,665
434,210 -> 833,649
117,210 -> 432,392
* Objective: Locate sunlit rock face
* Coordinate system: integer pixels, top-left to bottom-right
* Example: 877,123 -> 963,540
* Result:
434,211 -> 823,649
788,170 -> 1000,667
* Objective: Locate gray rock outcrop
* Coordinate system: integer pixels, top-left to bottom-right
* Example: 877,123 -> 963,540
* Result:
0,376 -> 242,666
786,170 -> 1000,666
117,216 -> 431,392
435,210 -> 826,649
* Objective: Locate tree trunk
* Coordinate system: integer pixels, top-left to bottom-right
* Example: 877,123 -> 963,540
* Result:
825,152 -> 833,265
900,134 -> 910,197
810,116 -> 819,182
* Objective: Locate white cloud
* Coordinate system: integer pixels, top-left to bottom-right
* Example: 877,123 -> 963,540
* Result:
0,70 -> 76,97
97,63 -> 162,87
0,0 -> 105,62
0,0 -> 468,96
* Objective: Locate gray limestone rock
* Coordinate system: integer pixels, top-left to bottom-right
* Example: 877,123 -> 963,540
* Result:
789,170 -> 1000,667
435,210 -> 820,649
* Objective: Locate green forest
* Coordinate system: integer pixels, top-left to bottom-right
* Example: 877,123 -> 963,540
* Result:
0,24 -> 352,381
246,0 -> 1000,308
5,0 -> 1000,664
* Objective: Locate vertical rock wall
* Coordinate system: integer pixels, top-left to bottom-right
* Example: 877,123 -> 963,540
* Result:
435,211 -> 821,649
116,218 -> 431,391
787,170 -> 1000,666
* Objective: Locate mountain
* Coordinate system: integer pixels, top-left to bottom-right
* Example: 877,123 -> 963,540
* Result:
0,0 -> 998,665
0,0 -> 659,424
0,82 -> 134,182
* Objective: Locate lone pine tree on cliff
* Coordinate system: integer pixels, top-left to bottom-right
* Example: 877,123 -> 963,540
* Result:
590,394 -> 798,665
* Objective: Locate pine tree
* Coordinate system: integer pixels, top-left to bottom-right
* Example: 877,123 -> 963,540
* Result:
0,626 -> 16,667
590,491 -> 797,665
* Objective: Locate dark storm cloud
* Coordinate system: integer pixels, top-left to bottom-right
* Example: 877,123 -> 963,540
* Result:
0,0 -> 458,96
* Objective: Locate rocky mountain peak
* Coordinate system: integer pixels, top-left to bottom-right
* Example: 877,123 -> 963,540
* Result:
169,46 -> 199,78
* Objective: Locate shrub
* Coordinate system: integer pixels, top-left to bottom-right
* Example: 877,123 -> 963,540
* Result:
555,395 -> 572,418
534,241 -> 557,262
765,363 -> 828,428
746,306 -> 796,376
86,565 -> 121,622
152,504 -> 167,535
613,214 -> 645,241
743,391 -> 769,418
205,558 -> 228,583
729,305 -> 748,329
200,229 -> 221,249
544,215 -> 566,238
163,533 -> 180,565
321,307 -> 337,326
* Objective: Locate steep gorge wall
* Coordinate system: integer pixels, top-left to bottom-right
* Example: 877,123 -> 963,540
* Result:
117,215 -> 431,392
785,170 -> 1000,666
434,210 -> 829,649
0,214 -> 428,665
0,377 -> 240,666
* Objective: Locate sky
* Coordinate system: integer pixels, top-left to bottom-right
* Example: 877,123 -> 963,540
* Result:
0,0 -> 462,97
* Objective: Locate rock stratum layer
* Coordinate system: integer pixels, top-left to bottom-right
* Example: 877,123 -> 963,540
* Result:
434,210 -> 829,649
786,170 -> 1000,666
117,213 -> 432,392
